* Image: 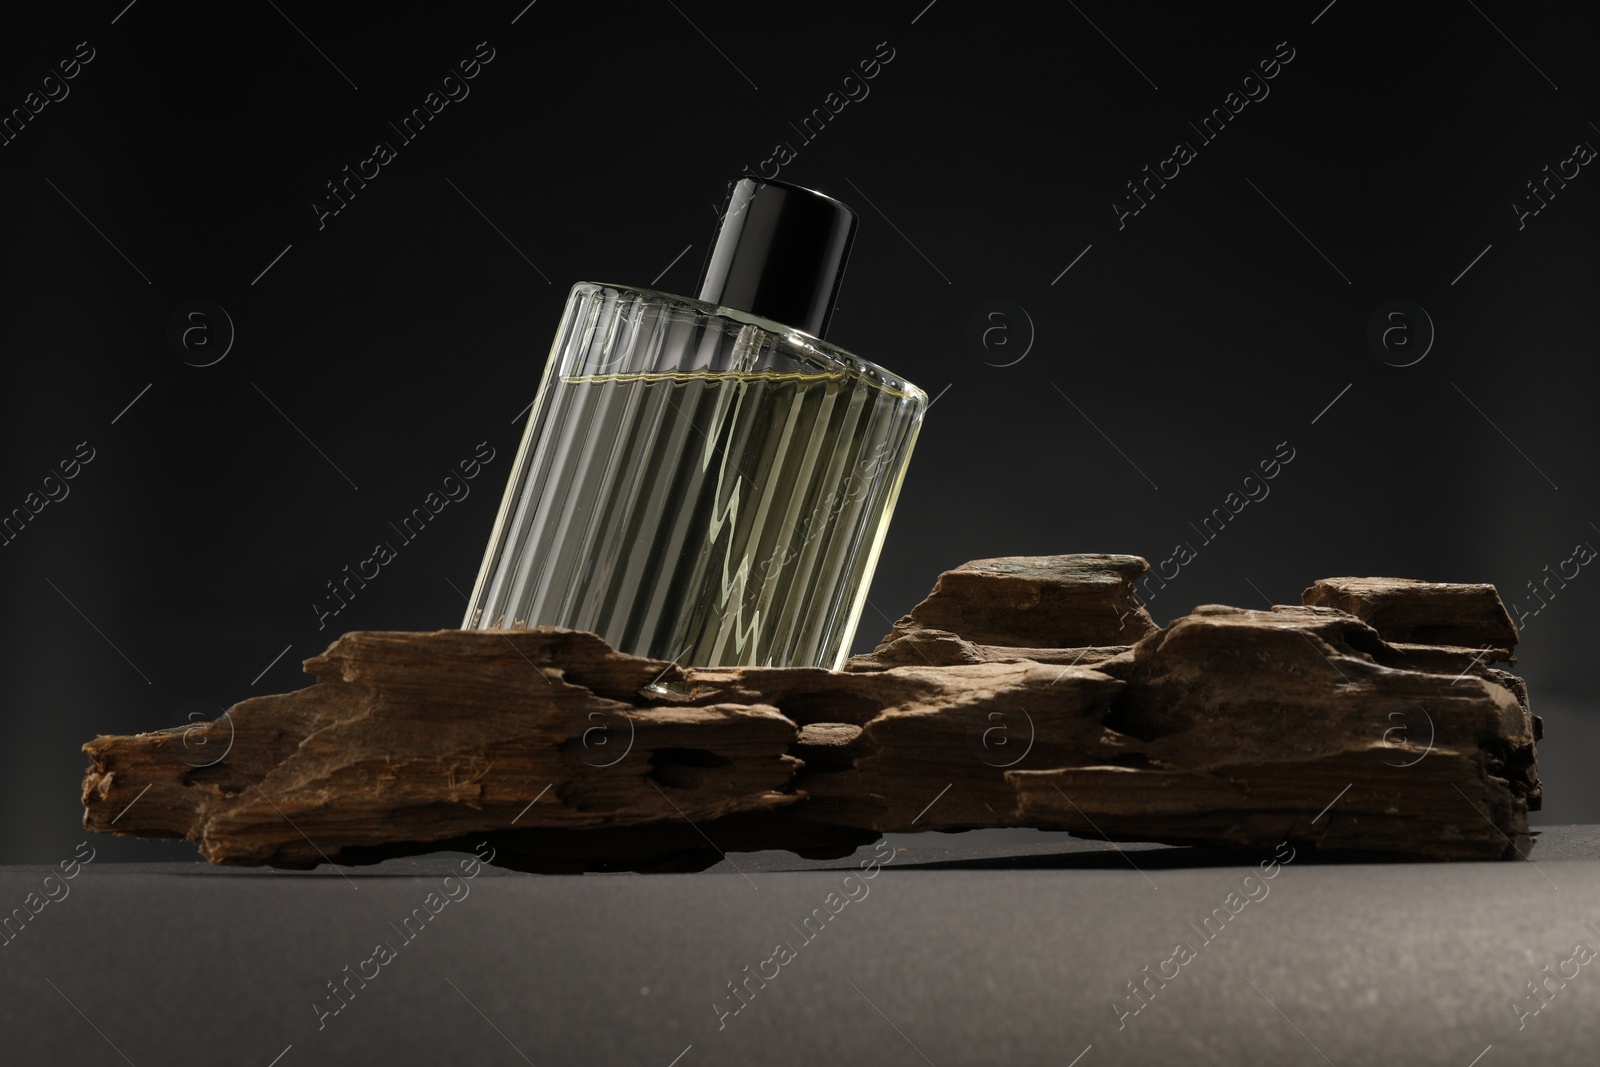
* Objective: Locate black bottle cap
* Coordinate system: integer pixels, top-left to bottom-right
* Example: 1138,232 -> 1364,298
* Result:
697,177 -> 857,340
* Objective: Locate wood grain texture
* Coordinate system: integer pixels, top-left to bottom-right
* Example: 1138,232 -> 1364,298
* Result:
81,559 -> 1541,869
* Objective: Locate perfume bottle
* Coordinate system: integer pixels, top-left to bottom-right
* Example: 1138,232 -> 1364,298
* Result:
463,178 -> 927,670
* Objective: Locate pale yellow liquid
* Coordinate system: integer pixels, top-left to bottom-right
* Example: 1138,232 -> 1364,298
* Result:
468,368 -> 918,669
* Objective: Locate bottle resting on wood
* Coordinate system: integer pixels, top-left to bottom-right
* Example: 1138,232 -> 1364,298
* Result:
462,177 -> 927,672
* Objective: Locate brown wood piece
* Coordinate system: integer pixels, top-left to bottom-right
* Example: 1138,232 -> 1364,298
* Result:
82,558 -> 1541,868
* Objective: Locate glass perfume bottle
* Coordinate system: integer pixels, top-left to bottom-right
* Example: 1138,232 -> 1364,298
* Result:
463,178 -> 927,671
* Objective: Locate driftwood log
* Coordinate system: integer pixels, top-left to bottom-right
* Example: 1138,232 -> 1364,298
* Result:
81,556 -> 1541,870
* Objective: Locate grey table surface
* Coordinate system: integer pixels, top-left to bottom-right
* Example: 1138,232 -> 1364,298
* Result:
3,826 -> 1598,1066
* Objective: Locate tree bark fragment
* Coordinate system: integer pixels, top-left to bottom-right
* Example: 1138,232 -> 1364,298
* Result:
81,560 -> 1541,869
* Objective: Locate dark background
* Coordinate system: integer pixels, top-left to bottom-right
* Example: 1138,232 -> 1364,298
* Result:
2,0 -> 1594,863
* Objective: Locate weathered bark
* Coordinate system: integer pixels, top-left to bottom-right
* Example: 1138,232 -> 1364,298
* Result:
844,553 -> 1157,669
81,630 -> 803,868
1012,603 -> 1538,860
1302,576 -> 1518,650
82,558 -> 1541,869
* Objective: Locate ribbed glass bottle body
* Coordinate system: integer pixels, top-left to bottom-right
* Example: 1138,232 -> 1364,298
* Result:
464,283 -> 926,670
